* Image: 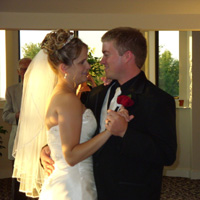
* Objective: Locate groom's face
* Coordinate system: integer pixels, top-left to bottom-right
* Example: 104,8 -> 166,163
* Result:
100,41 -> 123,81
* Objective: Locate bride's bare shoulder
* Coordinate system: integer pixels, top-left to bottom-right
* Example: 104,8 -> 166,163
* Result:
54,92 -> 81,109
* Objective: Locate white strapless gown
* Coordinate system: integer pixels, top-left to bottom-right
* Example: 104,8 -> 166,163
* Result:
39,109 -> 97,200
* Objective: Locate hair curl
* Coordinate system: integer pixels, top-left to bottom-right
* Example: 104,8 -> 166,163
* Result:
41,29 -> 87,73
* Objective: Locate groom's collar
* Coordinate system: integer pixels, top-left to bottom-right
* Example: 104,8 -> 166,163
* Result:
112,71 -> 144,94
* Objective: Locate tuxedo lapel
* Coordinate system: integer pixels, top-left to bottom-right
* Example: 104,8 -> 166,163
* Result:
95,84 -> 114,134
86,81 -> 115,136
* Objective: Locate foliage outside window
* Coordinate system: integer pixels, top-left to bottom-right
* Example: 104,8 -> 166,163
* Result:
158,49 -> 179,97
87,48 -> 104,85
22,43 -> 41,59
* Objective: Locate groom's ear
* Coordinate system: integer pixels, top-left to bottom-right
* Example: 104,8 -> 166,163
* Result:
123,50 -> 134,64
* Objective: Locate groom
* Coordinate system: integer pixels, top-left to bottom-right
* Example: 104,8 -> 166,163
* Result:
41,27 -> 177,200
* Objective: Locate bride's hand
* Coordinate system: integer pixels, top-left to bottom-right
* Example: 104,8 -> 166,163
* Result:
40,145 -> 55,176
101,77 -> 112,86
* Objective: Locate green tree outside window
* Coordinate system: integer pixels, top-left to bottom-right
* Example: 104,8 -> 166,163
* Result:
158,50 -> 179,97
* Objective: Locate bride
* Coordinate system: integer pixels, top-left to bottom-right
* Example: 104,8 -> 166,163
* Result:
13,29 -> 128,199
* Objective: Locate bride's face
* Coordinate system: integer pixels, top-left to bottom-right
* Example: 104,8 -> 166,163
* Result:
70,47 -> 91,85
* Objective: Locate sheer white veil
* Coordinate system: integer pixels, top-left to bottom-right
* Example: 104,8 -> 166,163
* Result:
12,49 -> 58,197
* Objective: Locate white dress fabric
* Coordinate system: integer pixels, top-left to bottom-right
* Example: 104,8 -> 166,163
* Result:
39,109 -> 97,200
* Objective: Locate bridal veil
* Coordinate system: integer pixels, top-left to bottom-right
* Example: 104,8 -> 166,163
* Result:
12,49 -> 58,197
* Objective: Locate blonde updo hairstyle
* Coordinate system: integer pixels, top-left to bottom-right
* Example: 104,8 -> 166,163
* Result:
41,29 -> 88,74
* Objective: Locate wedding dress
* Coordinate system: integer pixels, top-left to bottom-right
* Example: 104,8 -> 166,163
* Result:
39,109 -> 97,200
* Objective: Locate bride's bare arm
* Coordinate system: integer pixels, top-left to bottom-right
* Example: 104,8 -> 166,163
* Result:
58,94 -> 111,166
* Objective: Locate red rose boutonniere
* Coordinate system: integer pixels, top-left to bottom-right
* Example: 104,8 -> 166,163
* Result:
117,94 -> 134,108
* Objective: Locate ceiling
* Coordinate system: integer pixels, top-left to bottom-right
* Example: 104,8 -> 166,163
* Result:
1,0 -> 200,15
1,0 -> 200,30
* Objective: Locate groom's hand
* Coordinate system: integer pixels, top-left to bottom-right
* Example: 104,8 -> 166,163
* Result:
105,110 -> 127,137
40,145 -> 55,176
101,77 -> 112,86
105,109 -> 133,137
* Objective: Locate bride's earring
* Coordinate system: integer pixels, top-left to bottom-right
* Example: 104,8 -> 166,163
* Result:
64,73 -> 67,79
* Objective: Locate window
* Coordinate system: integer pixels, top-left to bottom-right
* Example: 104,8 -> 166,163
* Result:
19,30 -> 52,58
156,31 -> 192,108
0,30 -> 6,99
19,30 -> 106,58
19,30 -> 107,86
78,31 -> 106,57
158,31 -> 179,97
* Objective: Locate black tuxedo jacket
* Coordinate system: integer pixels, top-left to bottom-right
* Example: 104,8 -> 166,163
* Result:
85,71 -> 177,200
